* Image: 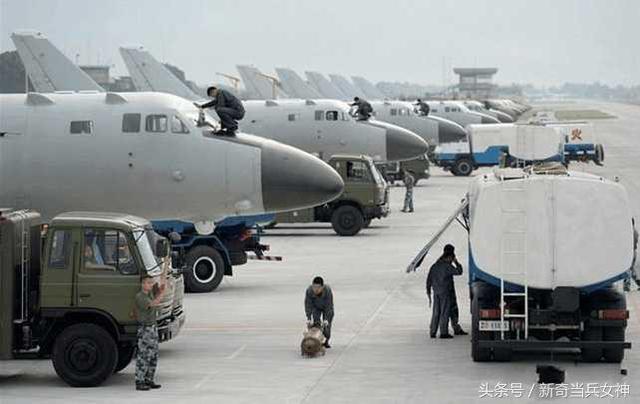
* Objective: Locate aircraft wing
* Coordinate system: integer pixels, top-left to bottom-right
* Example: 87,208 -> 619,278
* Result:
11,31 -> 104,92
119,46 -> 201,101
406,198 -> 469,273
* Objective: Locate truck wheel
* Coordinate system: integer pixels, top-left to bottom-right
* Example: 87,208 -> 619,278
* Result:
114,344 -> 136,373
595,144 -> 605,165
331,205 -> 364,236
581,326 -> 603,362
452,158 -> 473,177
602,327 -> 625,363
184,246 -> 225,293
52,323 -> 117,387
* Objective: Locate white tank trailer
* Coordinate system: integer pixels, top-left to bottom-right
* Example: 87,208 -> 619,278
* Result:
409,167 -> 634,362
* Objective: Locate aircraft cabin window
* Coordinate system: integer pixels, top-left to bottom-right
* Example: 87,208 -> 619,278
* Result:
82,229 -> 137,275
48,230 -> 71,269
145,114 -> 168,133
399,109 -> 407,116
444,107 -> 451,113
70,120 -> 93,134
122,113 -> 141,133
390,108 -> 397,116
288,113 -> 298,122
171,115 -> 190,134
326,111 -> 338,121
314,110 -> 324,121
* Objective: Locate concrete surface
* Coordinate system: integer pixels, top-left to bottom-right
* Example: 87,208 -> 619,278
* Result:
1,101 -> 639,403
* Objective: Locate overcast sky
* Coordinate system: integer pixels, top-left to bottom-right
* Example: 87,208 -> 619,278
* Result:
1,0 -> 638,87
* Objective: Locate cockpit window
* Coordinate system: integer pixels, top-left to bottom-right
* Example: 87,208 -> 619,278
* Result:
390,108 -> 397,116
122,113 -> 141,133
171,115 -> 190,134
326,111 -> 339,121
288,113 -> 299,121
70,120 -> 93,134
399,108 -> 407,116
145,114 -> 168,133
314,110 -> 324,121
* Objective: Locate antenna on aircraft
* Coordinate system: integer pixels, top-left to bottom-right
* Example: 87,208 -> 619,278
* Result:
256,72 -> 281,99
216,72 -> 241,93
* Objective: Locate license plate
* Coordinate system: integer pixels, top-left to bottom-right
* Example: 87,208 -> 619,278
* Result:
479,320 -> 509,331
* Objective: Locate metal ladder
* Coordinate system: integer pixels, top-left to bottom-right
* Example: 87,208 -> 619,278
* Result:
17,211 -> 31,323
498,176 -> 529,340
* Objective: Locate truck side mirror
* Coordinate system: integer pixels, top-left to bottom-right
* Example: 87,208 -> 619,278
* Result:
155,239 -> 170,258
168,231 -> 182,243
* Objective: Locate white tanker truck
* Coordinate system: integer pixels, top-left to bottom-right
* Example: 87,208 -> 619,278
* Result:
408,165 -> 634,362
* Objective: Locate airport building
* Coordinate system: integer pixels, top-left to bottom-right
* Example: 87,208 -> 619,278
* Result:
453,67 -> 498,99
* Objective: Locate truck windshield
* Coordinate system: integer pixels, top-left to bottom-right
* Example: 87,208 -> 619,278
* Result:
133,229 -> 162,276
368,160 -> 386,185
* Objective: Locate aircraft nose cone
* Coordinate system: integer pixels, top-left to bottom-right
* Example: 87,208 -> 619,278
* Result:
480,114 -> 501,124
385,125 -> 429,161
496,112 -> 514,123
438,119 -> 467,143
261,141 -> 344,212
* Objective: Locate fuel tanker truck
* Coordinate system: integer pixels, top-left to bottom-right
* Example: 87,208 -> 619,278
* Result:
408,165 -> 634,362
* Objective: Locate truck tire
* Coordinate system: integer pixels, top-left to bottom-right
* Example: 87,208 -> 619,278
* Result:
331,205 -> 364,236
114,344 -> 136,373
602,327 -> 625,363
452,158 -> 473,177
581,326 -> 603,362
595,144 -> 605,165
52,323 -> 118,387
184,246 -> 225,293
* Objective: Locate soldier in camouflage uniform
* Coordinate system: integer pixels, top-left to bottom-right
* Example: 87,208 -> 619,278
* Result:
135,274 -> 165,391
401,170 -> 415,213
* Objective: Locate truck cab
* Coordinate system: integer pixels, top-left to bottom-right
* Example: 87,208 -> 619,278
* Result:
0,210 -> 185,387
274,155 -> 389,236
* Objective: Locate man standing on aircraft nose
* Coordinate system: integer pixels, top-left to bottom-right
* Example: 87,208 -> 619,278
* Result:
196,86 -> 245,135
350,97 -> 373,121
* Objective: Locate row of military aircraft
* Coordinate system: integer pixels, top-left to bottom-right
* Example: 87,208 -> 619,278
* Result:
0,31 -> 529,232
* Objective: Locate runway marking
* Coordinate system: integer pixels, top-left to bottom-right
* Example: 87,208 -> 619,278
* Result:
194,371 -> 220,390
226,344 -> 247,360
300,276 -> 409,403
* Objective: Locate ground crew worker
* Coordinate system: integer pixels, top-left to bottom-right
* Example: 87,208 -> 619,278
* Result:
196,86 -> 245,135
350,97 -> 373,120
135,274 -> 165,391
624,219 -> 640,292
415,99 -> 430,116
426,244 -> 463,339
401,169 -> 415,213
447,245 -> 467,335
305,276 -> 334,348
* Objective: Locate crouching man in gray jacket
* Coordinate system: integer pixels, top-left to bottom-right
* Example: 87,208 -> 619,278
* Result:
305,276 -> 334,348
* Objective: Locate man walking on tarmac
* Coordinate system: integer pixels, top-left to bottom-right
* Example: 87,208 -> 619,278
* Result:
426,244 -> 463,339
305,276 -> 334,348
135,274 -> 165,391
196,86 -> 245,135
350,97 -> 373,120
401,169 -> 415,213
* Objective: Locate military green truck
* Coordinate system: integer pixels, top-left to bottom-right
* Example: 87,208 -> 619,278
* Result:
273,155 -> 389,236
376,154 -> 431,185
0,209 -> 185,387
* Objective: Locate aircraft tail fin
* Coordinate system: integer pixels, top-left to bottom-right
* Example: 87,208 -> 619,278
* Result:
305,71 -> 348,100
11,31 -> 104,92
119,46 -> 201,101
236,65 -> 289,99
275,68 -> 321,99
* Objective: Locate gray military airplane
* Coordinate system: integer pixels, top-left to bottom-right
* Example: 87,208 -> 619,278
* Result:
461,100 -> 514,123
10,32 -> 427,165
274,68 -> 467,147
425,100 -> 500,126
0,91 -> 343,222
